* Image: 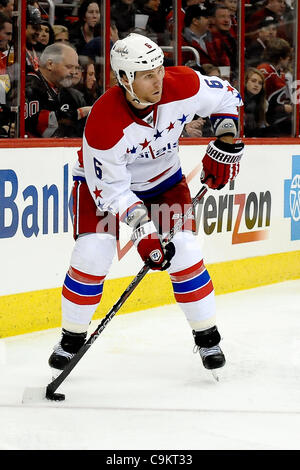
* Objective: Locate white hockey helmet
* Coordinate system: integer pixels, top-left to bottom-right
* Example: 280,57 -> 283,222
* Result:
110,33 -> 164,86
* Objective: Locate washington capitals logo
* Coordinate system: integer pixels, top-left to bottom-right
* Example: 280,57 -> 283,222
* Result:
113,45 -> 128,56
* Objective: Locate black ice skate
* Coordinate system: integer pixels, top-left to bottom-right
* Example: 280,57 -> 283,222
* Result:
193,326 -> 225,380
48,329 -> 87,372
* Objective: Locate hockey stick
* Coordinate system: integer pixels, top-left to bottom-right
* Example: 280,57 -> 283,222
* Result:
22,183 -> 208,403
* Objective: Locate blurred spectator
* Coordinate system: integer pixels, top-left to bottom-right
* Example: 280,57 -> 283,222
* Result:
215,0 -> 238,37
59,85 -> 90,137
75,60 -> 101,105
109,66 -> 118,88
111,0 -> 135,39
246,0 -> 290,42
134,0 -> 169,45
182,61 -> 219,138
166,0 -> 207,35
257,37 -> 293,135
217,0 -> 238,15
25,43 -> 89,137
201,63 -> 221,76
246,0 -> 286,29
72,63 -> 83,87
210,4 -> 237,80
35,22 -> 55,56
0,11 -> 12,136
243,67 -> 268,136
52,25 -> 70,44
81,20 -> 119,63
26,3 -> 42,72
110,20 -> 119,44
245,16 -> 278,67
184,0 -> 207,3
0,11 -> 11,73
0,0 -> 13,18
69,0 -> 101,56
245,1 -> 266,19
54,0 -> 77,28
182,116 -> 205,137
182,5 -> 229,67
282,0 -> 296,41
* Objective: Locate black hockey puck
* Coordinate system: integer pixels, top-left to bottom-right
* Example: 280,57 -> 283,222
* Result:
46,388 -> 65,401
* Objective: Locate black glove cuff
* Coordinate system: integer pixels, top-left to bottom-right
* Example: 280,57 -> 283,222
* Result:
160,242 -> 176,271
214,139 -> 244,154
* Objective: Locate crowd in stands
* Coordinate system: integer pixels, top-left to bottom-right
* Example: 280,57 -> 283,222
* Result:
0,0 -> 297,138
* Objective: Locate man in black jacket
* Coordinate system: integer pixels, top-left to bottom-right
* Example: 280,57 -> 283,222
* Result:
25,42 -> 90,137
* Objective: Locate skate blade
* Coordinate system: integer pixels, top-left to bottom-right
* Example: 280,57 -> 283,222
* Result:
51,367 -> 62,380
22,386 -> 47,403
211,370 -> 220,382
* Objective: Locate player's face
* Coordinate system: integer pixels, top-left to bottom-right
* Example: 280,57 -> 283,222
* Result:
131,65 -> 165,105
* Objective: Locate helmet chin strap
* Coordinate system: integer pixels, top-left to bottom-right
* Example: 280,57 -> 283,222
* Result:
123,82 -> 154,107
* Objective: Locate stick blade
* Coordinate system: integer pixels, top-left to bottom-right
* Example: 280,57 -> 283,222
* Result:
22,386 -> 47,403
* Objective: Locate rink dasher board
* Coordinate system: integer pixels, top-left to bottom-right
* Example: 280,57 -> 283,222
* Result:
0,144 -> 299,337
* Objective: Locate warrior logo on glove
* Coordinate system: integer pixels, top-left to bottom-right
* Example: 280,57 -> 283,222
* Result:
201,139 -> 244,190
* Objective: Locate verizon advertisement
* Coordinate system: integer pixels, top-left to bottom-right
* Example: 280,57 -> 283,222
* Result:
0,144 -> 299,295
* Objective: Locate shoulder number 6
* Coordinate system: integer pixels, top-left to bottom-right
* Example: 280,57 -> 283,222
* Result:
204,79 -> 223,89
94,157 -> 102,179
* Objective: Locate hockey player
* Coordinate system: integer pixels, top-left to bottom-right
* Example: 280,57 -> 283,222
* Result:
48,33 -> 244,375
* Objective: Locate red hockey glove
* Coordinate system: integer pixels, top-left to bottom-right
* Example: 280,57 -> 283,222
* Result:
201,140 -> 244,190
132,220 -> 175,271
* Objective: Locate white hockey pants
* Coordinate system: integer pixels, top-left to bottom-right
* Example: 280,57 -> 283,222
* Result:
61,232 -> 216,333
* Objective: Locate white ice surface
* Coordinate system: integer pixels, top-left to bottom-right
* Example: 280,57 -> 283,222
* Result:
0,280 -> 300,450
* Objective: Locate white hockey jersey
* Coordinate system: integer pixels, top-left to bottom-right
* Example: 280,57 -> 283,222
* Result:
73,66 -> 242,221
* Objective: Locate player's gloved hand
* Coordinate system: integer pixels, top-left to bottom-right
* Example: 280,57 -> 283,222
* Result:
124,204 -> 175,270
132,220 -> 175,270
201,139 -> 244,190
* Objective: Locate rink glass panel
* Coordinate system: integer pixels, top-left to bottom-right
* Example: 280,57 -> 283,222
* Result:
1,0 -> 299,139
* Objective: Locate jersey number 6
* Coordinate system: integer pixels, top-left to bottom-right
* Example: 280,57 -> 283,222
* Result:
94,157 -> 102,179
